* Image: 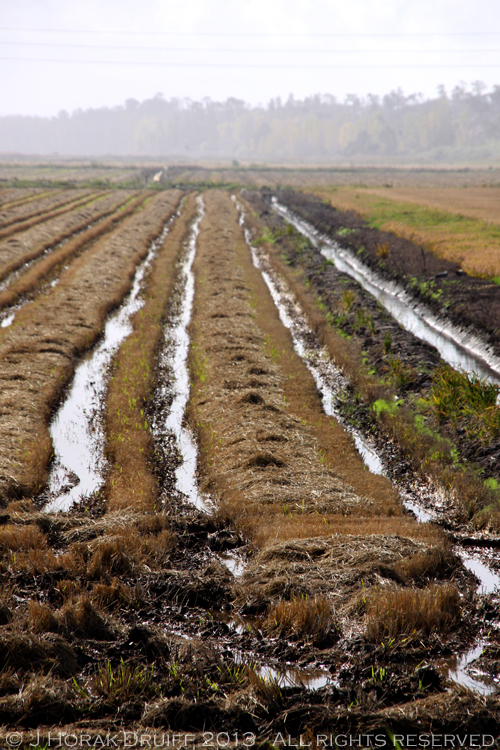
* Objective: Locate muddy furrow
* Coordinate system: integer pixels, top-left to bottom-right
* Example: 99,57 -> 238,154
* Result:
0,193 -> 146,323
0,188 -> 90,231
105,194 -> 200,514
0,191 -> 138,286
0,189 -> 100,241
237,195 -> 500,694
189,191 -> 439,568
0,189 -> 183,503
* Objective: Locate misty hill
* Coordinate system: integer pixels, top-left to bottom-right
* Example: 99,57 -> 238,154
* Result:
2,83 -> 500,162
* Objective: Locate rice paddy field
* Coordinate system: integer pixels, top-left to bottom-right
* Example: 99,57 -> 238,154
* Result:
0,163 -> 499,746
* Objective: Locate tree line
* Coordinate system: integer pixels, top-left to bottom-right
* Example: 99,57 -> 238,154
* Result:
1,82 -> 500,161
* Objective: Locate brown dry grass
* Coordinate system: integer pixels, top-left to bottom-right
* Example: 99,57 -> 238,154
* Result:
0,193 -> 144,312
106,193 -> 197,512
366,583 -> 461,640
1,510 -> 175,575
0,523 -> 47,553
0,190 -> 182,504
263,594 -> 338,644
0,190 -> 101,241
345,185 -> 500,225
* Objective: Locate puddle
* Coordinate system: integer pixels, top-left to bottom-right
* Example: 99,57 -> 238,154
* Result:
0,312 -> 15,328
210,611 -> 260,635
235,197 -> 384,477
257,664 -> 333,690
218,551 -> 246,577
402,498 -> 436,523
461,555 -> 500,594
436,642 -> 495,695
153,196 -> 209,511
43,213 -> 179,512
273,200 -> 500,387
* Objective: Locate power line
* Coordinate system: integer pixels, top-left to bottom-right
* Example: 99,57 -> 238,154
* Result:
0,41 -> 498,53
1,56 -> 499,68
1,27 -> 500,37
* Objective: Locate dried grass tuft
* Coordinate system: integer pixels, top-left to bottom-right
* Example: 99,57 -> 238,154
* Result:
91,579 -> 133,609
366,583 -> 461,640
263,594 -> 339,646
27,601 -> 60,634
0,524 -> 46,553
59,596 -> 115,640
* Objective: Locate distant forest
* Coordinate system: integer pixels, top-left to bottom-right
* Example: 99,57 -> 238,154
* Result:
2,82 -> 500,162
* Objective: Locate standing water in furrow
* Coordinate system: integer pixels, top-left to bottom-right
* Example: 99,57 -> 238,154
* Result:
234,197 -> 383,475
236,198 -> 499,695
43,212 -> 179,512
152,195 -> 208,510
273,199 -> 500,387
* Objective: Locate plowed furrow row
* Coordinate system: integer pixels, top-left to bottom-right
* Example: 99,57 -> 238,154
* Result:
0,189 -> 182,503
0,194 -> 146,314
190,192 -> 403,539
0,190 -> 99,240
0,191 -> 137,284
0,189 -> 89,230
0,188 -> 44,209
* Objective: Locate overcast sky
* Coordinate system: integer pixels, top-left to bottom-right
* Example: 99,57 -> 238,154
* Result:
1,0 -> 500,117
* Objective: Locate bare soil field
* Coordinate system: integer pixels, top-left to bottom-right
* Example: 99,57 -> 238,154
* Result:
0,182 -> 499,743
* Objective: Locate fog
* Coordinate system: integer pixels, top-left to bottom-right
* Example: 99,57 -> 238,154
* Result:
1,0 -> 500,160
1,84 -> 499,162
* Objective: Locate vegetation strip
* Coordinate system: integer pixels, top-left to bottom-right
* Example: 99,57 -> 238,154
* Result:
0,193 -> 144,317
105,194 -> 199,513
0,189 -> 182,503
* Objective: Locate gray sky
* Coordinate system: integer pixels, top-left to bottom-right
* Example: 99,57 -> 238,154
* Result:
1,0 -> 500,116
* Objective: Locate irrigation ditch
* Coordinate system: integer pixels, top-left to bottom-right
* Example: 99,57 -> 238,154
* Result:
236,194 -> 500,694
0,187 -> 499,740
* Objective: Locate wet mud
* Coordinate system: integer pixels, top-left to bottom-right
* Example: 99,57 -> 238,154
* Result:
244,189 -> 500,487
0,190 -> 182,503
0,188 -> 499,740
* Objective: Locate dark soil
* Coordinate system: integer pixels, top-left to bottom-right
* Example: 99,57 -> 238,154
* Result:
274,188 -> 500,360
1,496 -> 496,738
243,188 -> 500,485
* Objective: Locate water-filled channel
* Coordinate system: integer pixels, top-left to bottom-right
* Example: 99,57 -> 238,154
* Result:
152,195 -> 208,510
44,211 -> 180,512
236,198 -> 499,695
272,199 -> 500,387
